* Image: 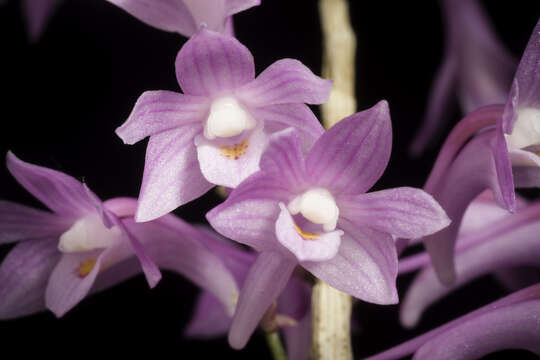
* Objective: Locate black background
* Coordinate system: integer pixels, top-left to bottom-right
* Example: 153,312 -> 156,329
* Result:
0,0 -> 540,358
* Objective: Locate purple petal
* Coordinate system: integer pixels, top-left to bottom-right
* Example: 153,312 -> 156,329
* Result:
115,91 -> 209,145
259,128 -> 307,190
249,103 -> 324,148
502,19 -> 540,133
414,301 -> 540,360
0,200 -> 68,244
339,187 -> 450,240
207,172 -> 294,252
0,238 -> 60,319
237,59 -> 332,107
105,0 -> 198,36
493,124 -> 516,211
175,28 -> 255,96
195,123 -> 268,188
6,152 -> 96,218
22,0 -> 61,41
306,101 -> 392,196
136,125 -> 213,222
513,165 -> 540,188
225,0 -> 260,16
276,203 -> 342,262
302,219 -> 398,304
228,251 -> 296,349
184,292 -> 232,338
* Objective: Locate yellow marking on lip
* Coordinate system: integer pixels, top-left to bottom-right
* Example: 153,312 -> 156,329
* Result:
293,223 -> 319,240
77,258 -> 97,278
220,139 -> 249,160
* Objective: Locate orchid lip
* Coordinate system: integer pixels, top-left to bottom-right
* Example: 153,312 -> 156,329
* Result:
287,187 -> 339,232
58,213 -> 120,253
204,96 -> 256,140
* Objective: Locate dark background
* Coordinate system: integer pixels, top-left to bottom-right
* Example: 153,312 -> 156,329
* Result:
0,0 -> 539,358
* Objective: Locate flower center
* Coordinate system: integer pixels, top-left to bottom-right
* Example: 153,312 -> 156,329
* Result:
58,213 -> 120,253
287,188 -> 339,232
220,139 -> 249,160
204,96 -> 256,140
505,107 -> 540,151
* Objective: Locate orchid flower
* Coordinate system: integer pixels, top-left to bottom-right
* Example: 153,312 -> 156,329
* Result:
399,192 -> 540,328
0,152 -> 238,319
207,101 -> 450,349
365,283 -> 540,360
105,0 -> 260,37
116,28 -> 331,222
411,0 -> 516,155
185,233 -> 311,360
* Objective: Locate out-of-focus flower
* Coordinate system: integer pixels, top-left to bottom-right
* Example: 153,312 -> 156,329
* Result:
116,28 -> 331,222
105,0 -> 260,37
21,0 -> 62,41
208,101 -> 450,349
185,232 -> 311,360
411,0 -> 516,155
365,283 -> 540,360
0,152 -> 238,319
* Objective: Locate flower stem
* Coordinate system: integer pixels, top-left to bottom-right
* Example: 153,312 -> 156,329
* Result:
312,0 -> 356,359
265,331 -> 288,360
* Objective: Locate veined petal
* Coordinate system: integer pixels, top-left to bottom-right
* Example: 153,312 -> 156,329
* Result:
225,0 -> 260,16
175,28 -> 255,96
237,59 -> 332,107
249,103 -> 324,149
306,101 -> 392,196
184,291 -> 232,338
276,203 -> 342,262
6,152 -> 95,218
0,200 -> 68,244
228,251 -> 296,349
195,123 -> 267,188
105,0 -> 198,36
493,124 -> 515,211
136,125 -> 213,222
23,0 -> 61,41
339,187 -> 450,240
116,91 -> 208,145
207,172 -> 293,252
502,19 -> 540,133
0,237 -> 60,319
302,219 -> 398,304
259,128 -> 307,190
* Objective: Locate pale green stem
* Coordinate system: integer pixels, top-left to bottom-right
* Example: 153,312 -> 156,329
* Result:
265,331 -> 288,360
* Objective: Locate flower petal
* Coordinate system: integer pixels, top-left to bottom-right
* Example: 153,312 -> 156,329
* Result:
513,165 -> 540,188
195,123 -> 267,188
502,19 -> 540,133
225,0 -> 260,16
184,291 -> 232,338
228,251 -> 296,349
0,237 -> 60,319
0,200 -> 68,244
302,219 -> 398,304
207,172 -> 293,252
105,0 -> 198,36
339,187 -> 450,240
175,28 -> 255,96
23,0 -> 61,41
115,91 -> 208,145
136,125 -> 213,222
276,203 -> 342,262
237,59 -> 332,107
6,152 -> 95,218
306,101 -> 392,196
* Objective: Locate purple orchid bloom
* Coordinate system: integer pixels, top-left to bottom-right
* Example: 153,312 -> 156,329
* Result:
185,233 -> 311,360
105,0 -> 260,37
21,0 -> 62,41
411,0 -> 516,155
116,28 -> 331,222
399,192 -> 540,328
0,152 -> 238,319
365,283 -> 540,360
207,101 -> 450,349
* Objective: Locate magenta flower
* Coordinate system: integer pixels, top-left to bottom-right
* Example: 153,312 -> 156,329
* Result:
365,283 -> 540,360
185,234 -> 311,360
0,152 -> 238,318
105,0 -> 260,37
411,0 -> 516,155
116,28 -> 331,222
207,101 -> 450,349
